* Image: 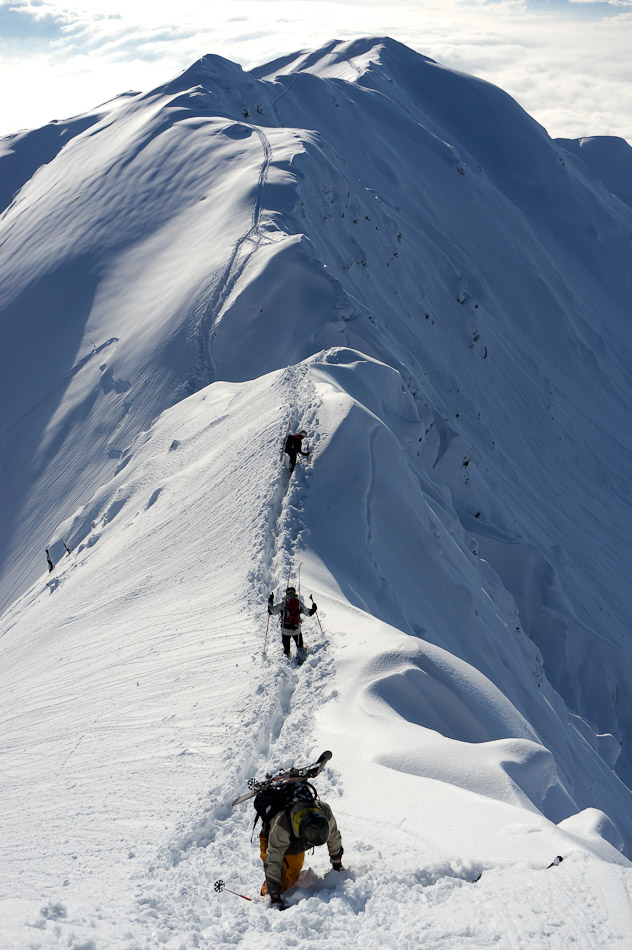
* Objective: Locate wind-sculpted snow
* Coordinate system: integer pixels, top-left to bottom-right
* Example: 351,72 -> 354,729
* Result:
2,36 -> 632,948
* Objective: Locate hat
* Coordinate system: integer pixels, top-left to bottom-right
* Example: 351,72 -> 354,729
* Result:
298,807 -> 330,847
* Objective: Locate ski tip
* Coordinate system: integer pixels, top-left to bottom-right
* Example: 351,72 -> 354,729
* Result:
319,750 -> 333,763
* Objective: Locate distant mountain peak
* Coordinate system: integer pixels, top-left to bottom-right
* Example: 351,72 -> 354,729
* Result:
156,52 -> 248,97
251,35 -> 437,83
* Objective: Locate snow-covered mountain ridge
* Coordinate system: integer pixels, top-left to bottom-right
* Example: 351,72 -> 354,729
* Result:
2,36 -> 632,948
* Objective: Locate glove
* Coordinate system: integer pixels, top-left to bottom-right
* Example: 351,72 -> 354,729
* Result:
268,593 -> 274,615
310,602 -> 318,615
332,861 -> 345,872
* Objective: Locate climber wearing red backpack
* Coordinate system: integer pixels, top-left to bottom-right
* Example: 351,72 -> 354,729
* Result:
268,587 -> 318,657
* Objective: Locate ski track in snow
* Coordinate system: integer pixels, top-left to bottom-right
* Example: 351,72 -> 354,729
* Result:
122,365 -> 341,947
196,123 -> 274,386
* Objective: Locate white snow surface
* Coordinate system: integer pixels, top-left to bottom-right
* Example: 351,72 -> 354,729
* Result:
555,135 -> 632,210
2,36 -> 632,948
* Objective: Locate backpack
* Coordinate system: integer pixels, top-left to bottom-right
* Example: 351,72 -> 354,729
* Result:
283,595 -> 301,630
285,434 -> 302,454
253,779 -> 318,837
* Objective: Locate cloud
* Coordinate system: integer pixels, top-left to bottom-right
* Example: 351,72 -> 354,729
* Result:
422,5 -> 632,139
0,0 -> 630,143
62,24 -> 197,61
0,0 -> 78,41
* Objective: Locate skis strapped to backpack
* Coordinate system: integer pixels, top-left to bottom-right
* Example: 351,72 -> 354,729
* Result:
231,750 -> 332,809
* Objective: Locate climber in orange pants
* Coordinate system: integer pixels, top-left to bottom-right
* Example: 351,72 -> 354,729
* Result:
259,799 -> 344,908
259,835 -> 305,895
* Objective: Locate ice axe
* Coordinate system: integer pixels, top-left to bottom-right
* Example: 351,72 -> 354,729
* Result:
214,879 -> 254,902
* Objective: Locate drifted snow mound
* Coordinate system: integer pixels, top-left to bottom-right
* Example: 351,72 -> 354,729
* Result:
560,808 -> 626,855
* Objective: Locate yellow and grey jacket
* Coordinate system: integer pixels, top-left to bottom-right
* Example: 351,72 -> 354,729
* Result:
263,800 -> 343,898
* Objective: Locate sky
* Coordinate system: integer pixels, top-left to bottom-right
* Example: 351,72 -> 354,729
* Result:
0,0 -> 631,143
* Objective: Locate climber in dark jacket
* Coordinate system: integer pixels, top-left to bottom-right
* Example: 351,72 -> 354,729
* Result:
284,430 -> 309,473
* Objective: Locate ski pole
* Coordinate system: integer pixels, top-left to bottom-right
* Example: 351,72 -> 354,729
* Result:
310,595 -> 324,635
263,611 -> 270,655
214,880 -> 254,902
298,565 -> 303,645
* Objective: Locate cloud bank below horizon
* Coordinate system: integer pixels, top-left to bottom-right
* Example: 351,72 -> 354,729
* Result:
0,0 -> 630,143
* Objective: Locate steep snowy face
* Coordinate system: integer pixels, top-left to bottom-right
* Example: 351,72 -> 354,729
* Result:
555,134 -> 632,210
241,38 -> 632,787
0,72 -> 301,610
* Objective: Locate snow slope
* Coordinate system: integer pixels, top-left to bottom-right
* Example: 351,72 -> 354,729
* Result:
2,360 -> 632,948
556,135 -> 632,210
2,36 -> 632,948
